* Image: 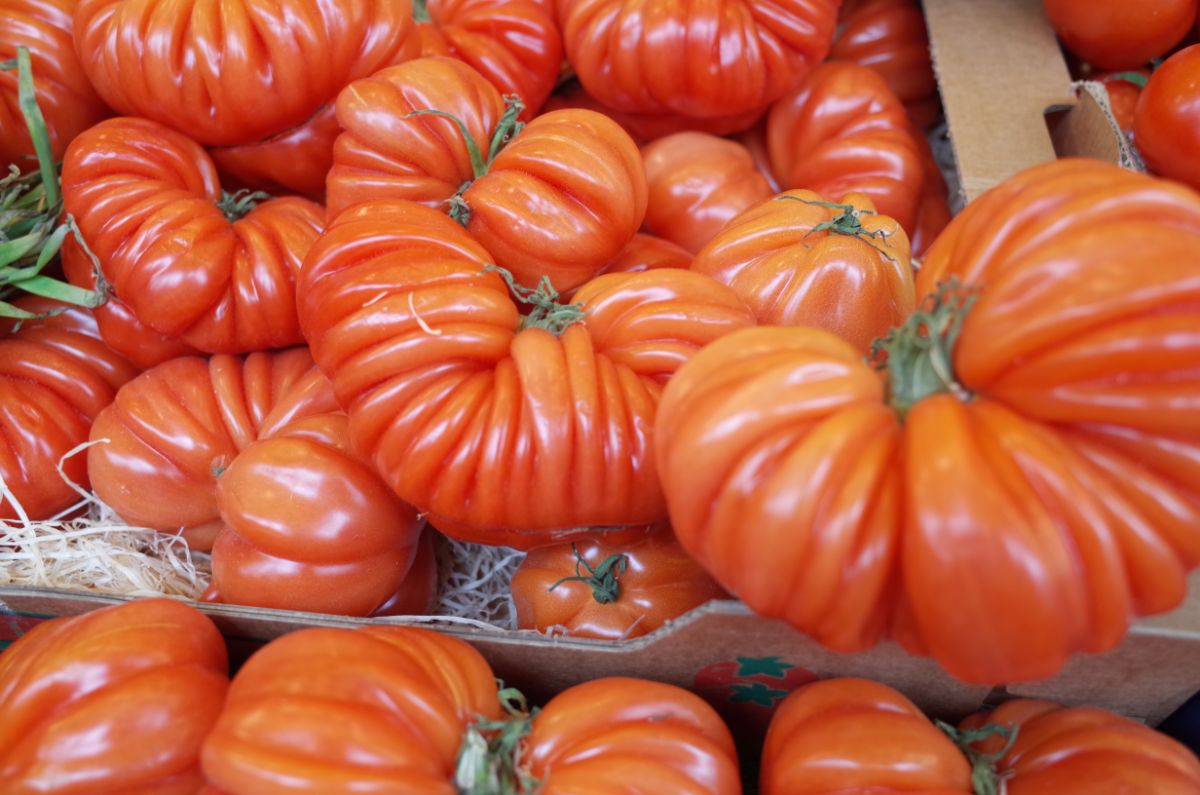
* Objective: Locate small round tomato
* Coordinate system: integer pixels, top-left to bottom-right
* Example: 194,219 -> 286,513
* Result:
642,133 -> 775,254
1044,0 -> 1197,70
1135,45 -> 1200,191
1098,69 -> 1150,133
512,524 -> 727,639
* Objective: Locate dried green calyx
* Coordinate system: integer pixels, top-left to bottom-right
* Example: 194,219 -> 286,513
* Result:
485,264 -> 585,335
455,686 -> 539,795
935,720 -> 1019,795
548,543 -> 629,605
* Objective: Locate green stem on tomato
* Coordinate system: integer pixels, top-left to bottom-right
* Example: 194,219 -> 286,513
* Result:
484,264 -> 585,335
454,684 -> 539,795
548,544 -> 629,605
935,720 -> 1019,795
216,189 -> 272,222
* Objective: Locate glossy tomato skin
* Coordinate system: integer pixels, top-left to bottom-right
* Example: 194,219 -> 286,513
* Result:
691,190 -> 915,353
909,126 -> 951,258
201,626 -> 501,794
642,133 -> 775,255
0,297 -> 138,521
370,527 -> 440,616
761,678 -> 971,795
768,61 -> 924,233
1099,70 -> 1149,133
0,0 -> 109,168
0,599 -> 229,793
527,677 -> 743,795
1135,45 -> 1200,191
73,0 -> 420,147
1044,0 -> 1196,71
87,350 -> 338,550
600,233 -> 693,275
63,117 -> 324,354
211,412 -> 424,616
658,159 -> 1200,684
60,235 -> 199,369
415,0 -> 562,119
560,0 -> 839,121
831,0 -> 941,128
328,57 -> 646,292
962,700 -> 1200,794
512,524 -> 727,639
298,200 -> 756,549
208,105 -> 341,200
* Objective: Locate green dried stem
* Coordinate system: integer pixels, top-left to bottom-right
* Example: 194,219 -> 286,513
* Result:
484,265 -> 585,335
0,47 -> 106,320
1104,70 -> 1149,89
411,0 -> 432,23
935,720 -> 1019,795
455,685 -> 539,795
775,195 -> 900,263
548,544 -> 629,605
870,279 -> 977,420
406,95 -> 525,227
217,189 -> 271,222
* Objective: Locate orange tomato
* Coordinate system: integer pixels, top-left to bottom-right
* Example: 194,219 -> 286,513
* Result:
370,527 -> 441,616
62,117 -> 324,354
73,0 -> 420,147
327,57 -> 646,292
0,0 -> 109,168
0,297 -> 138,521
642,133 -> 775,254
831,0 -> 941,128
208,105 -> 342,200
1135,45 -> 1200,191
297,200 -> 755,549
600,233 -> 693,275
691,190 -> 915,353
767,61 -> 924,233
657,159 -> 1200,683
1045,0 -> 1196,71
909,126 -> 952,258
87,350 -> 339,550
560,0 -> 839,121
0,599 -> 229,793
1098,69 -> 1149,133
209,412 -> 424,616
512,524 -> 727,639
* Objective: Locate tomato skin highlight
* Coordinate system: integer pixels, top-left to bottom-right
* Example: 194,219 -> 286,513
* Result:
0,599 -> 229,794
1044,0 -> 1197,71
1135,45 -> 1200,192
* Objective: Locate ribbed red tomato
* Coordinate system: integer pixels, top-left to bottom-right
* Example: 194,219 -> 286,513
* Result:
830,0 -> 940,128
73,0 -> 420,147
600,233 -> 693,275
62,117 -> 324,354
0,599 -> 229,793
1045,0 -> 1196,70
768,60 -> 924,233
642,133 -> 775,254
209,411 -> 424,616
512,524 -> 726,639
0,297 -> 138,521
208,105 -> 342,200
327,57 -> 646,292
87,349 -> 338,550
658,160 -> 1200,683
691,190 -> 915,353
1135,45 -> 1200,191
201,626 -> 741,794
560,0 -> 839,121
0,0 -> 109,168
298,200 -> 755,549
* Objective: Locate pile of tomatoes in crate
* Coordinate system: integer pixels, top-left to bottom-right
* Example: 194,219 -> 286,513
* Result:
1,0 -> 1200,791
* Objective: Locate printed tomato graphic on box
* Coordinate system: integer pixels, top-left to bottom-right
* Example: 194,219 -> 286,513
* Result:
694,656 -> 818,734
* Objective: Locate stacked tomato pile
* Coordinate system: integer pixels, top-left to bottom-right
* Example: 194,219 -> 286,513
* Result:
1,0 -> 1200,791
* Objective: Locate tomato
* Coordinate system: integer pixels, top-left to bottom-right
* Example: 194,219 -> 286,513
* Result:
370,527 -> 441,616
208,105 -> 341,200
62,117 -> 325,354
642,133 -> 775,254
73,0 -> 420,147
202,626 -> 740,794
909,126 -> 951,258
87,349 -> 339,550
657,159 -> 1200,683
761,679 -> 971,794
1044,0 -> 1196,71
1098,69 -> 1149,133
0,0 -> 109,169
327,57 -> 646,292
297,200 -> 755,549
60,235 -> 198,369
560,0 -> 839,121
207,412 -> 424,616
1135,45 -> 1200,191
600,233 -> 693,275
767,61 -> 925,233
691,190 -> 915,353
831,0 -> 941,128
512,524 -> 727,639
0,297 -> 138,521
0,598 -> 229,793
763,678 -> 1200,794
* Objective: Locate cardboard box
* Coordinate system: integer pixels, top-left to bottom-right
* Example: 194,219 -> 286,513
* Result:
2,0 -> 1195,762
